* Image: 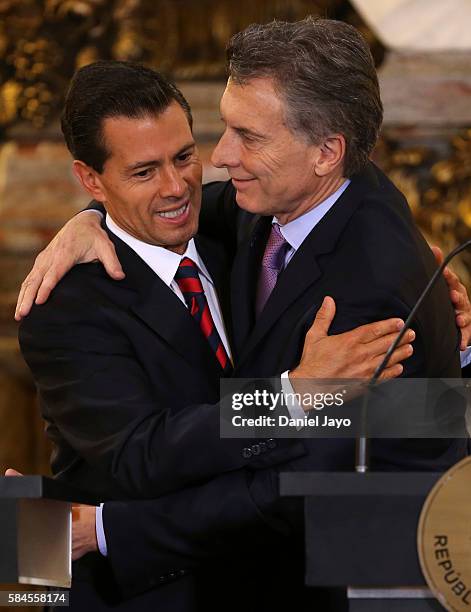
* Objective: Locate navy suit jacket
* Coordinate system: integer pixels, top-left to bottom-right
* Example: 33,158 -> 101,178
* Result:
19,229 -> 305,610
100,163 -> 467,609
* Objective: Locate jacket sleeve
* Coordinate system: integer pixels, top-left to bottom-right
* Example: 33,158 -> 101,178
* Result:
19,289 -> 305,500
103,466 -> 299,598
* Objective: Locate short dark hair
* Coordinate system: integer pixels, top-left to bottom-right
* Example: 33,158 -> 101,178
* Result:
61,60 -> 193,173
226,17 -> 383,177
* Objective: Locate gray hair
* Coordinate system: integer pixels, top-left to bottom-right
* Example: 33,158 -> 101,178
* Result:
226,17 -> 383,177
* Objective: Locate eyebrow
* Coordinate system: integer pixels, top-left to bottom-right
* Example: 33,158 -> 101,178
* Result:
125,141 -> 196,172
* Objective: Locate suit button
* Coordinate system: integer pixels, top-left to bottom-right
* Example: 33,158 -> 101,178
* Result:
251,444 -> 261,455
242,447 -> 253,458
170,572 -> 176,579
267,438 -> 277,449
259,442 -> 267,453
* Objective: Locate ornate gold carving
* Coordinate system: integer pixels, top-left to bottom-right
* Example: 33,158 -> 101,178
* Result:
0,0 -> 351,131
376,130 -> 471,287
1,0 -> 467,281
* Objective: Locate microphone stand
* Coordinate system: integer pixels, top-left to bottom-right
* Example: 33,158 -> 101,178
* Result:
355,239 -> 471,473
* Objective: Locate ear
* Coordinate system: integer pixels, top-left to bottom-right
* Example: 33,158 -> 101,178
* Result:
72,160 -> 107,202
314,134 -> 346,177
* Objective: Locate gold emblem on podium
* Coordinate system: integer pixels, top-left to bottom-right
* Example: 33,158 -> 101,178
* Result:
418,456 -> 471,611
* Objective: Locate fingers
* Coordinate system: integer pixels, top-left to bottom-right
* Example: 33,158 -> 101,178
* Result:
357,336 -> 414,380
96,239 -> 125,280
5,468 -> 23,476
366,342 -> 413,381
352,317 -> 404,344
430,245 -> 444,267
367,329 -> 415,358
450,287 -> 469,311
35,262 -> 72,305
382,342 -> 414,367
445,277 -> 471,349
72,504 -> 98,560
15,211 -> 119,321
458,323 -> 471,350
443,266 -> 462,293
15,271 -> 44,320
378,363 -> 404,381
15,253 -> 71,319
15,280 -> 30,321
458,321 -> 471,346
307,297 -> 336,341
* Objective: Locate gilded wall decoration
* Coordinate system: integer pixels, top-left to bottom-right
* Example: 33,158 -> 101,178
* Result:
0,0 -> 381,136
375,130 -> 471,286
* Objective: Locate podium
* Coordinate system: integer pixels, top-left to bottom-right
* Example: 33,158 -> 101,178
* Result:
280,472 -> 443,611
0,476 -> 97,588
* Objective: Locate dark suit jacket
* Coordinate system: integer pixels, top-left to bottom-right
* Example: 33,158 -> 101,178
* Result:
19,229 -> 305,610
100,162 -> 468,609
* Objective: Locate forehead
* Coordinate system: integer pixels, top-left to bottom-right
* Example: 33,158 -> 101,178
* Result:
101,102 -> 193,162
220,77 -> 287,129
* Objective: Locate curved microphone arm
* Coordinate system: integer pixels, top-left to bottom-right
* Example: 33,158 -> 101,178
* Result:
355,239 -> 471,473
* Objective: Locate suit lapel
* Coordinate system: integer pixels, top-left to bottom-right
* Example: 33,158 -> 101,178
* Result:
106,229 -> 224,382
235,165 -> 379,368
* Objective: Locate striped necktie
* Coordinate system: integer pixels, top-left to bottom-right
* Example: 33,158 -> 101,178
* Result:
175,257 -> 231,374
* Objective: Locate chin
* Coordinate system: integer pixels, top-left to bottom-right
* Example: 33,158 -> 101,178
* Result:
234,190 -> 270,215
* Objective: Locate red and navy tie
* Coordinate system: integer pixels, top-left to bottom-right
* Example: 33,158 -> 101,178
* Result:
175,257 -> 232,374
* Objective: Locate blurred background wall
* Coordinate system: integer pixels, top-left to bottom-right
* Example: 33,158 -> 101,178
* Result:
0,0 -> 471,488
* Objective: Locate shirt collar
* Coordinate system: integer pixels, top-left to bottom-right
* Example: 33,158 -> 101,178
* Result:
105,214 -> 212,287
273,179 -> 351,251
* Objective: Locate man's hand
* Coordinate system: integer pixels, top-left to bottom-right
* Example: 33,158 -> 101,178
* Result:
6,469 -> 97,561
5,468 -> 23,476
432,246 -> 471,350
72,504 -> 98,561
15,211 -> 124,321
290,296 -> 414,384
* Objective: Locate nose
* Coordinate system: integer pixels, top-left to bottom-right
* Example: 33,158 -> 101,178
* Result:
211,129 -> 240,169
159,165 -> 186,199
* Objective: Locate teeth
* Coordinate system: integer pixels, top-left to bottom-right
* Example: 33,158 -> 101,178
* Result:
158,203 -> 188,219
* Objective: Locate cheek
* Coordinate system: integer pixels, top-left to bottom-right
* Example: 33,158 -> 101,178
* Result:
188,160 -> 203,181
251,149 -> 284,179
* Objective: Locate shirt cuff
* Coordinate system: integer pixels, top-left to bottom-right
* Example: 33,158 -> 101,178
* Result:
461,347 -> 471,368
280,370 -> 305,429
95,503 -> 108,557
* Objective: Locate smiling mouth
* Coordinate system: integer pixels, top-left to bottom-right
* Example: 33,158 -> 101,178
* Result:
157,203 -> 189,219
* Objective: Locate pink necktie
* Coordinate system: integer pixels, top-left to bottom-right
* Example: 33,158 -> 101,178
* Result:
256,223 -> 290,317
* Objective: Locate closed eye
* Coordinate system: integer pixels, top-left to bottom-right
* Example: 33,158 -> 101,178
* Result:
176,152 -> 192,163
133,168 -> 154,179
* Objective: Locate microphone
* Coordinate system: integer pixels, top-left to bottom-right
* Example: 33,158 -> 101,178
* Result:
355,239 -> 471,473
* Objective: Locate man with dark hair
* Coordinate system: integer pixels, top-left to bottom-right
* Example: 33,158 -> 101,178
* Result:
16,18 -> 470,612
61,61 -> 193,173
17,56 -> 417,611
